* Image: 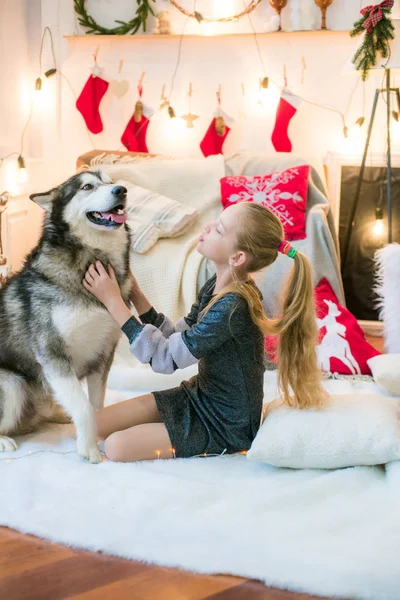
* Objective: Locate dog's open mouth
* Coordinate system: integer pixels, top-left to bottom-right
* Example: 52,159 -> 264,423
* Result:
86,205 -> 127,228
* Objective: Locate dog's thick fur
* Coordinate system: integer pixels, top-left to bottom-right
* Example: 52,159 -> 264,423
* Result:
0,171 -> 132,463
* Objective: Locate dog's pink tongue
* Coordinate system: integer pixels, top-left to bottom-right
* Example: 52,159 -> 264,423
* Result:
99,211 -> 127,224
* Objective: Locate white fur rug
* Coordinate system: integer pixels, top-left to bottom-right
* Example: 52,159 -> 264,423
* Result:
1,367 -> 400,600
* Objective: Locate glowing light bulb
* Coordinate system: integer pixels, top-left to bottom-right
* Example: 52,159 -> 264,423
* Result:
258,88 -> 269,107
165,114 -> 186,137
391,112 -> 400,141
342,119 -> 366,154
17,168 -> 29,184
372,207 -> 384,237
372,219 -> 384,236
17,155 -> 29,184
257,82 -> 280,111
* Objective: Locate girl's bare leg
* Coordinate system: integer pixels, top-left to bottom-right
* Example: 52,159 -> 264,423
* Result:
104,422 -> 174,463
95,393 -> 174,462
95,393 -> 161,439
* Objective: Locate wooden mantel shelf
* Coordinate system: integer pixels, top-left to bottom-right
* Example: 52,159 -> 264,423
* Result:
64,30 -> 350,41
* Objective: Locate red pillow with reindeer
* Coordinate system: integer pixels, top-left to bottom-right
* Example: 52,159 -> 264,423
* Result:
265,278 -> 381,375
220,164 -> 309,241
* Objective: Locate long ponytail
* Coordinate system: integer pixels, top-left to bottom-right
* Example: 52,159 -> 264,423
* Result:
202,202 -> 327,410
275,251 -> 327,409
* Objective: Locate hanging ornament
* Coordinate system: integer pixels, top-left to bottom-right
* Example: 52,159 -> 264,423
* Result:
110,60 -> 130,99
121,74 -> 154,153
76,50 -> 109,134
271,88 -> 302,152
200,86 -> 235,157
181,83 -> 199,128
257,76 -> 272,108
181,113 -> 198,128
350,0 -> 395,81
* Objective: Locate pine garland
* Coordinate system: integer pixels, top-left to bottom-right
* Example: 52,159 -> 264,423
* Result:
74,0 -> 156,35
350,1 -> 395,81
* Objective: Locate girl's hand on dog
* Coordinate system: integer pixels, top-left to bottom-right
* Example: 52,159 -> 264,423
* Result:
128,270 -> 152,315
83,261 -> 133,326
83,261 -> 122,309
128,270 -> 142,301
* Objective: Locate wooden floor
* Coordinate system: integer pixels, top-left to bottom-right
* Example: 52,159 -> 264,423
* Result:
1,335 -> 382,600
0,528 -> 336,600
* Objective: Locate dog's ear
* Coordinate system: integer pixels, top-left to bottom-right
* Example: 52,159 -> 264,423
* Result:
29,188 -> 59,211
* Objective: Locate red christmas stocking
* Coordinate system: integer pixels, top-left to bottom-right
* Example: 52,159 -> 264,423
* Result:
121,100 -> 151,153
271,89 -> 302,152
200,110 -> 233,157
76,74 -> 109,134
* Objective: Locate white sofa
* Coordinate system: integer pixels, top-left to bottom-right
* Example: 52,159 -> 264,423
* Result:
77,149 -> 344,324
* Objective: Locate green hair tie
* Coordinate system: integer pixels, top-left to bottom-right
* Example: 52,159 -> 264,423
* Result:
278,240 -> 298,259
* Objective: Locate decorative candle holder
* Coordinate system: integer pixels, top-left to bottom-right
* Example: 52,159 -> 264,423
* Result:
269,0 -> 288,31
314,0 -> 333,30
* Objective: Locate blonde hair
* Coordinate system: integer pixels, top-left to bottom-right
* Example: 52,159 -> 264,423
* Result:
202,203 -> 327,410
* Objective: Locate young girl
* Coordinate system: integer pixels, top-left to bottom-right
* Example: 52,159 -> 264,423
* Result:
83,202 -> 326,463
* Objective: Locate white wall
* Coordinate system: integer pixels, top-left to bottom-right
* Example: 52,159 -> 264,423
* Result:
2,0 -> 400,197
0,0 -> 43,194
0,0 -> 41,156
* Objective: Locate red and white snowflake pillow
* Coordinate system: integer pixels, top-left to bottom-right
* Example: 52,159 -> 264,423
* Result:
220,164 -> 309,241
265,278 -> 381,375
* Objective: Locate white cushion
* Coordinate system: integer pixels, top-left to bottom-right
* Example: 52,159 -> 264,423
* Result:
118,180 -> 198,254
92,154 -> 225,216
367,354 -> 400,397
247,393 -> 400,469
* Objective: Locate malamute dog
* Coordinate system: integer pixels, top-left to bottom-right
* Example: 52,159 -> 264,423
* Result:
0,171 -> 132,463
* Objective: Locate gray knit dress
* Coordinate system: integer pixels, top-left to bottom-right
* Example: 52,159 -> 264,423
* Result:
121,274 -> 265,458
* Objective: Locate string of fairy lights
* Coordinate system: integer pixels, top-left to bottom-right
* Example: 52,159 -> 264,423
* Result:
0,26 -> 96,189
1,6 -> 374,190
0,442 -> 233,463
163,1 -> 364,139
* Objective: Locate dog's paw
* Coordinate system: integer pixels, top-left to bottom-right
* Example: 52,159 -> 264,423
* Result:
77,440 -> 102,464
0,436 -> 18,452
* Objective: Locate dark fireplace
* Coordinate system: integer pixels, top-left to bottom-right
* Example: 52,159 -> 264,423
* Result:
339,165 -> 400,320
